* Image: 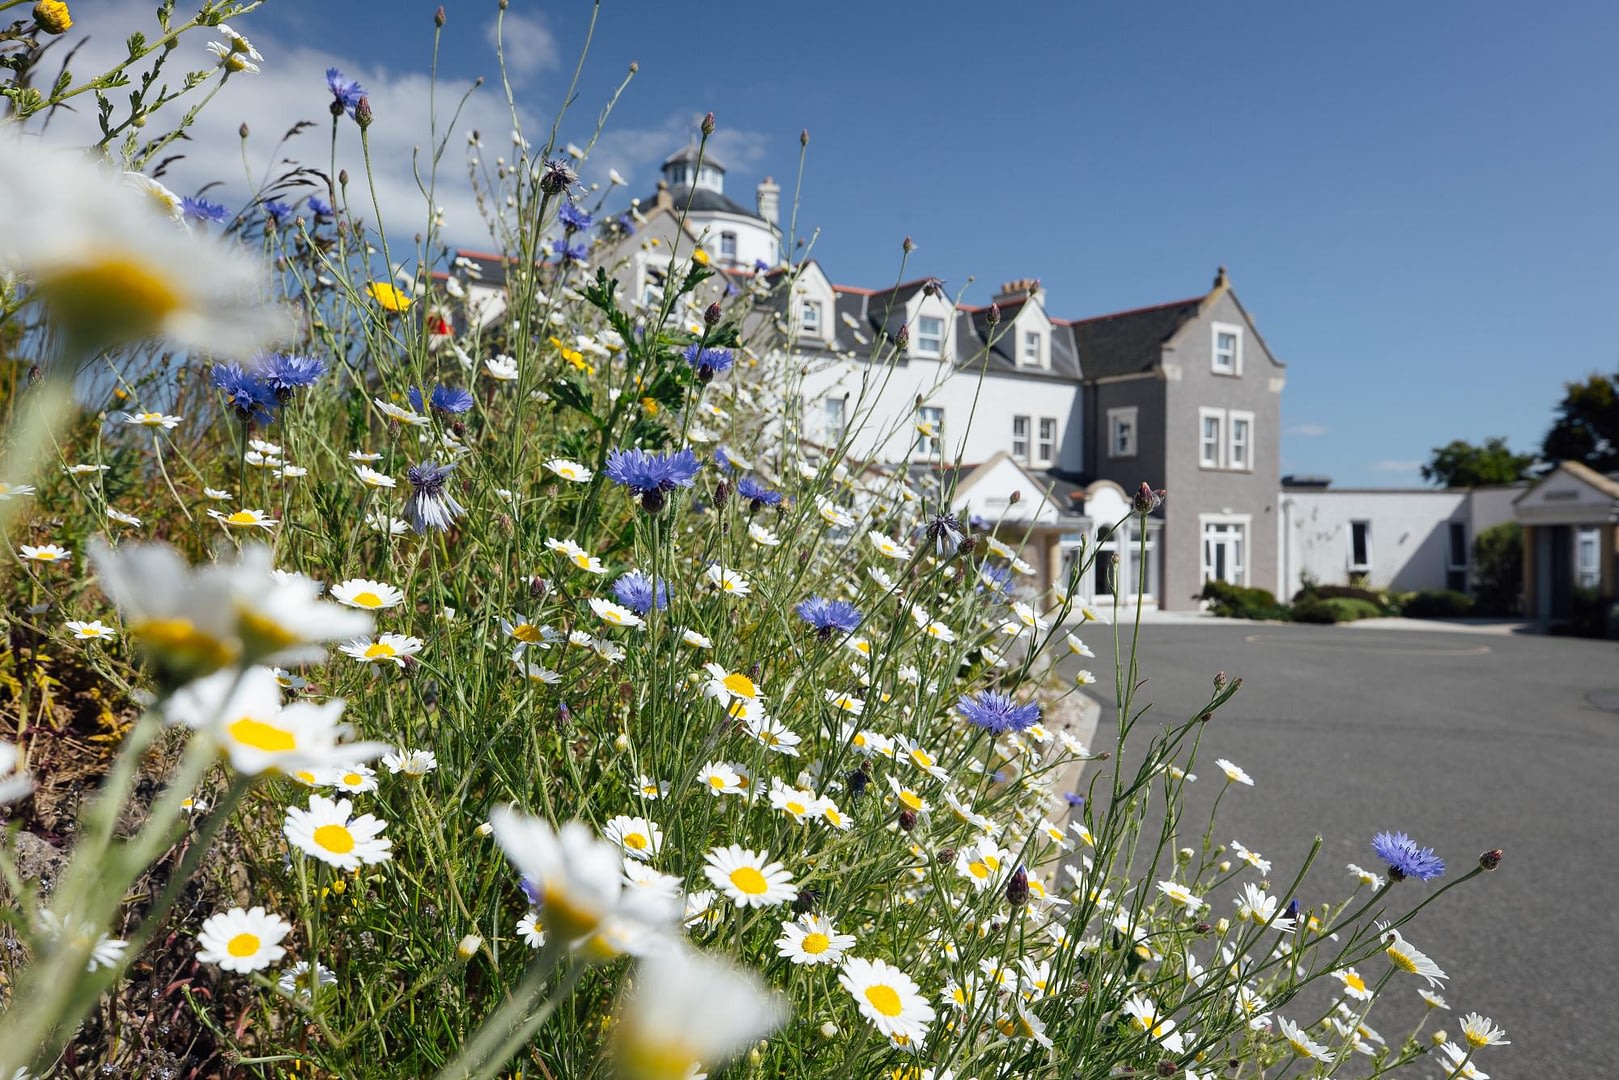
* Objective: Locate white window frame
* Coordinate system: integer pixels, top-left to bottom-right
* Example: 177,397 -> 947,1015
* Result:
823,396 -> 845,445
914,315 -> 945,358
1198,407 -> 1225,469
1107,406 -> 1138,459
1037,417 -> 1057,465
1576,526 -> 1601,590
1011,415 -> 1030,462
1212,321 -> 1243,376
914,405 -> 943,458
1199,513 -> 1251,587
799,299 -> 822,337
1446,521 -> 1469,592
1227,409 -> 1254,472
1348,520 -> 1373,576
720,231 -> 738,261
1020,329 -> 1045,367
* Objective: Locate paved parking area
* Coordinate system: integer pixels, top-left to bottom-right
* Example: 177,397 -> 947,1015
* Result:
1059,620 -> 1619,1076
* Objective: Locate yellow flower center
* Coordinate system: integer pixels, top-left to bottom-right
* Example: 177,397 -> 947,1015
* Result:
728,867 -> 768,895
691,248 -> 710,266
227,715 -> 296,752
351,591 -> 384,608
785,800 -> 806,816
623,832 -> 648,850
910,748 -> 934,768
721,672 -> 756,699
571,553 -> 594,569
898,790 -> 922,812
313,824 -> 355,854
823,808 -> 843,826
226,932 -> 260,958
1387,947 -> 1417,974
707,774 -> 728,789
801,932 -> 830,954
341,773 -> 363,787
224,510 -> 260,526
131,617 -> 237,670
37,255 -> 183,346
364,642 -> 397,659
1343,971 -> 1367,993
864,984 -> 903,1018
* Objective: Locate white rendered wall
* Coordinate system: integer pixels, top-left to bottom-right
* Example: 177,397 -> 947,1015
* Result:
1280,490 -> 1467,597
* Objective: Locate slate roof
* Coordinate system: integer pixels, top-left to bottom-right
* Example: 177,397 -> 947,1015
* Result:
645,185 -> 763,221
1069,297 -> 1203,379
662,145 -> 726,171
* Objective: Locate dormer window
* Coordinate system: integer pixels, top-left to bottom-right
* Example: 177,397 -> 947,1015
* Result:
799,299 -> 822,336
914,315 -> 944,357
720,232 -> 737,261
1212,322 -> 1243,375
1021,330 -> 1043,366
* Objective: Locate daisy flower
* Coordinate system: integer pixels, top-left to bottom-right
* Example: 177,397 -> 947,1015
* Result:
19,543 -> 69,563
744,714 -> 801,756
502,614 -> 558,649
768,780 -> 819,823
777,914 -> 854,965
748,521 -> 781,546
1333,967 -> 1375,1001
696,761 -> 744,796
703,563 -> 751,596
33,910 -> 126,973
331,579 -> 405,610
354,464 -> 396,489
516,912 -> 547,948
1276,1015 -> 1332,1062
121,411 -> 183,429
704,845 -> 796,908
634,775 -> 669,800
340,633 -> 423,666
1347,862 -> 1386,889
1438,1041 -> 1490,1079
204,487 -> 234,501
195,906 -> 291,973
814,495 -> 854,528
680,628 -> 713,649
1064,633 -> 1095,657
207,508 -> 278,530
886,775 -> 929,816
276,961 -> 337,1002
867,531 -> 913,560
895,735 -> 949,780
1121,994 -> 1184,1054
0,482 -> 36,499
329,763 -> 379,794
284,794 -> 392,870
603,815 -> 664,861
703,663 -> 763,709
485,355 -> 519,380
1460,1012 -> 1509,1048
838,957 -> 935,1040
1383,927 -> 1448,986
382,748 -> 438,776
824,689 -> 865,715
1215,758 -> 1254,786
588,596 -> 644,630
544,458 -> 592,482
1420,989 -> 1451,1010
611,946 -> 784,1080
66,619 -> 116,640
546,536 -> 608,574
1229,839 -> 1271,875
106,508 -> 141,527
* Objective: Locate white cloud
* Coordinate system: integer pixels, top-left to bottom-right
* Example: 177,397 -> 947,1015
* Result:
1286,423 -> 1328,437
1368,459 -> 1422,473
587,112 -> 771,197
484,8 -> 560,87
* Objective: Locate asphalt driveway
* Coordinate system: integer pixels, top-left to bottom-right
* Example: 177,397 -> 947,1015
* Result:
1060,620 -> 1619,1076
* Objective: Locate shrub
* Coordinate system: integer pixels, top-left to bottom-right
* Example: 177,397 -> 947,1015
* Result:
1402,589 -> 1477,619
1472,522 -> 1523,615
1199,579 -> 1289,620
1291,595 -> 1384,623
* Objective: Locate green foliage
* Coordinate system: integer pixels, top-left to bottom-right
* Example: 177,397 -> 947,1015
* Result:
1542,370 -> 1619,472
1294,582 -> 1397,614
1420,436 -> 1533,487
1199,579 -> 1289,620
1291,595 -> 1383,623
1471,522 -> 1523,615
1400,589 -> 1476,619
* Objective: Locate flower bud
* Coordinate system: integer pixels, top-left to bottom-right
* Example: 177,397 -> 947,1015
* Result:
1214,917 -> 1230,934
704,300 -> 723,326
1432,1031 -> 1448,1046
987,302 -> 1001,325
819,1021 -> 838,1039
434,4 -> 445,25
457,934 -> 483,959
1479,848 -> 1503,871
629,60 -> 639,73
32,0 -> 71,34
613,732 -> 630,752
1157,1059 -> 1179,1077
1005,866 -> 1030,908
903,236 -> 915,253
338,168 -> 349,187
1213,671 -> 1227,689
898,809 -> 916,832
701,111 -> 716,136
239,122 -> 250,139
713,480 -> 730,508
354,96 -> 373,130
1176,847 -> 1193,863
1008,489 -> 1021,505
895,322 -> 910,350
1133,482 -> 1166,514
800,128 -> 810,147
1218,860 -> 1231,873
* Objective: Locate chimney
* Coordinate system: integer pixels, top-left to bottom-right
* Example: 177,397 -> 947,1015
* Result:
655,179 -> 673,212
756,176 -> 780,229
992,278 -> 1040,306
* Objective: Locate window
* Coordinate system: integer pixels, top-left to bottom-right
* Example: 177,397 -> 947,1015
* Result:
1201,520 -> 1247,586
720,232 -> 737,261
1012,416 -> 1030,462
1021,330 -> 1042,366
1199,408 -> 1224,469
799,299 -> 822,336
823,397 -> 845,445
914,315 -> 945,357
1038,418 -> 1057,464
1212,322 -> 1243,375
1228,411 -> 1253,472
1576,526 -> 1601,590
1091,522 -> 1160,601
1108,407 -> 1137,459
915,405 -> 943,457
1348,521 -> 1372,575
1447,522 -> 1468,593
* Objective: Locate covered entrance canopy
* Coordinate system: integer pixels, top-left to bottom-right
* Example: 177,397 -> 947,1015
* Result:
1513,461 -> 1619,621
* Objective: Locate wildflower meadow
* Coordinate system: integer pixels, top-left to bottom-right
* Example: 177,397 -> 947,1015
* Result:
0,3 -> 1508,1078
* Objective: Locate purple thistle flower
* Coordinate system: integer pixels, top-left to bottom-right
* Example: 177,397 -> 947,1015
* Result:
736,476 -> 782,512
552,238 -> 588,264
682,343 -> 734,383
256,354 -> 326,401
603,447 -> 701,513
611,570 -> 668,615
326,67 -> 366,117
925,512 -> 966,556
404,461 -> 465,534
796,596 -> 862,639
180,196 -> 231,224
211,363 -> 277,425
1371,831 -> 1446,882
557,202 -> 593,233
408,384 -> 474,415
957,690 -> 1041,735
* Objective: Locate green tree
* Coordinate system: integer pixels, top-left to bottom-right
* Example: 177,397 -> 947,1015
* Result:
1420,437 -> 1533,487
1542,371 -> 1619,472
1471,521 -> 1523,615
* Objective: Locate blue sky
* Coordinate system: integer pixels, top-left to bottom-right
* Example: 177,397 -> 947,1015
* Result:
115,1 -> 1619,486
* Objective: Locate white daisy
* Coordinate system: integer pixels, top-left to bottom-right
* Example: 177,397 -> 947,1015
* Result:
603,815 -> 663,861
122,411 -> 183,429
353,464 -> 397,489
703,563 -> 751,596
276,961 -> 337,1002
19,543 -> 69,562
838,957 -> 935,1040
703,845 -> 796,908
331,579 -> 405,610
283,794 -> 392,870
1383,927 -> 1448,987
340,633 -> 423,666
776,914 -> 854,965
195,906 -> 291,973
1215,758 -> 1254,786
66,619 -> 116,640
544,458 -> 592,482
588,596 -> 644,630
207,508 -> 278,530
1276,1015 -> 1332,1062
382,748 -> 438,776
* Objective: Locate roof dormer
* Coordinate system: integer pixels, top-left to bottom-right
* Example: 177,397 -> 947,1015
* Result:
661,145 -> 725,195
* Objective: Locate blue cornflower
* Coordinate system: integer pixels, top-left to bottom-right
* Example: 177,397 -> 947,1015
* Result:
736,476 -> 783,512
326,67 -> 366,116
682,343 -> 734,382
978,562 -> 1012,597
1371,831 -> 1445,882
711,447 -> 735,474
1063,792 -> 1086,808
256,353 -> 326,401
307,195 -> 334,217
925,512 -> 966,556
615,212 -> 636,234
611,570 -> 669,615
408,384 -> 474,415
603,447 -> 701,513
211,363 -> 277,424
957,689 -> 1042,735
796,596 -> 862,639
753,259 -> 770,272
404,461 -> 465,534
263,200 -> 293,224
552,238 -> 588,264
557,203 -> 593,233
181,196 -> 231,224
